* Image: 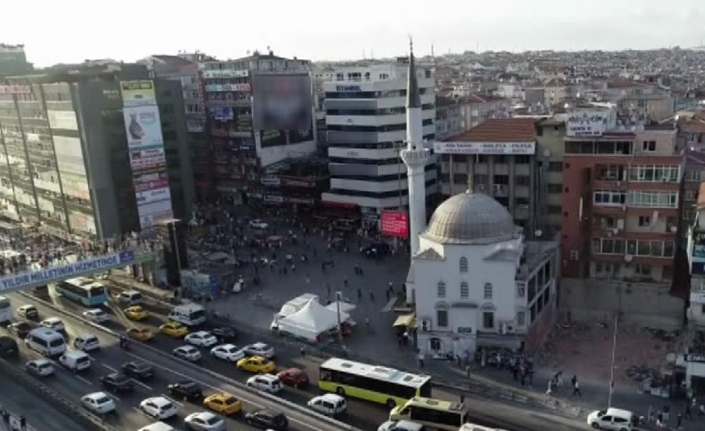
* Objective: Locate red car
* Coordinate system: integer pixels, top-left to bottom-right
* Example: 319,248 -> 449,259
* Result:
277,368 -> 309,388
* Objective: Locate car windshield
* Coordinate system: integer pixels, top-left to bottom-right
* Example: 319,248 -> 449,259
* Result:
160,402 -> 174,411
89,286 -> 105,296
49,338 -> 64,347
206,416 -> 221,425
96,396 -> 111,404
38,363 -> 51,370
224,397 -> 237,405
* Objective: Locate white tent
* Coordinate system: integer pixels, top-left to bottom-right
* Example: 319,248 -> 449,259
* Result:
277,298 -> 350,341
325,301 -> 356,314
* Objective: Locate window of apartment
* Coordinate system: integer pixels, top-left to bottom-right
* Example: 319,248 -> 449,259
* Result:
548,162 -> 563,172
638,215 -> 651,227
635,264 -> 652,276
683,209 -> 695,220
547,205 -> 562,215
592,238 -> 626,254
515,155 -> 531,164
516,311 -> 526,327
484,282 -> 493,299
515,176 -> 530,186
517,284 -> 526,298
627,190 -> 678,208
593,190 -> 626,206
437,281 -> 446,298
495,155 -> 508,164
688,170 -> 702,182
642,141 -> 656,152
685,190 -> 697,201
494,175 -> 509,185
453,173 -> 468,185
473,174 -> 488,186
624,239 -> 675,258
629,165 -> 679,182
515,197 -> 530,207
460,282 -> 469,299
459,257 -> 468,273
547,184 -> 562,193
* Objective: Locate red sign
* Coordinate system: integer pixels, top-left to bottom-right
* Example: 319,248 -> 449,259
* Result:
0,85 -> 31,94
381,211 -> 409,238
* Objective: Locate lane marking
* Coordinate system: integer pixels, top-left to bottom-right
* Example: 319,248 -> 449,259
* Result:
131,379 -> 153,391
101,363 -> 118,373
75,374 -> 93,386
161,395 -> 184,407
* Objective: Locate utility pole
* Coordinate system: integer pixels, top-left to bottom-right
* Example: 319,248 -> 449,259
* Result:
607,314 -> 618,408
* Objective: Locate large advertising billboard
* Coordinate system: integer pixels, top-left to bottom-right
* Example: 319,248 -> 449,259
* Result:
434,141 -> 536,155
134,171 -> 169,192
136,187 -> 171,206
252,74 -> 313,131
381,210 -> 409,238
120,80 -> 156,107
138,200 -> 173,228
123,105 -> 164,150
130,147 -> 166,171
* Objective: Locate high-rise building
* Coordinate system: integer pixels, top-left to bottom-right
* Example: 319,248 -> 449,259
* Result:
321,60 -> 437,225
0,63 -> 194,239
200,51 -> 317,206
0,44 -> 32,78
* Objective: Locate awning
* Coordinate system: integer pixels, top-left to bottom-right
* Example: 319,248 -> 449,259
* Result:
393,313 -> 416,328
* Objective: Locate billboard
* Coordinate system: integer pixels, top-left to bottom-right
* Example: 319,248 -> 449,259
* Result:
130,147 -> 166,171
47,110 -> 78,131
692,241 -> 705,275
434,141 -> 536,155
134,171 -> 169,192
138,200 -> 173,228
0,251 -> 134,292
566,111 -> 609,137
120,80 -> 156,107
381,210 -> 409,238
123,105 -> 164,150
136,187 -> 171,206
252,74 -> 313,131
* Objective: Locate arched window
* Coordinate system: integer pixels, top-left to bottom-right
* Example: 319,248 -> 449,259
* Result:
437,281 -> 446,298
460,282 -> 469,299
484,282 -> 493,299
459,257 -> 468,273
435,302 -> 449,328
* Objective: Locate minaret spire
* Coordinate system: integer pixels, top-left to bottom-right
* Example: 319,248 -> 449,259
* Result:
406,37 -> 421,111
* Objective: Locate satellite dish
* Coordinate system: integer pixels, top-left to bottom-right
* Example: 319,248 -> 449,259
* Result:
624,254 -> 633,263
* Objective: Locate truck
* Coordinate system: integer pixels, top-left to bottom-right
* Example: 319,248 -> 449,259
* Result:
270,293 -> 319,330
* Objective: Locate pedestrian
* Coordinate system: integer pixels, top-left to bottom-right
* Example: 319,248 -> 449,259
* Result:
19,415 -> 26,431
465,365 -> 471,380
300,346 -> 306,358
357,288 -> 362,300
663,405 -> 670,422
676,412 -> 682,428
647,405 -> 653,423
417,351 -> 425,369
685,403 -> 692,420
305,274 -> 310,284
344,277 -> 349,288
546,379 -> 553,396
460,393 -> 465,404
386,289 -> 390,301
572,380 -> 581,396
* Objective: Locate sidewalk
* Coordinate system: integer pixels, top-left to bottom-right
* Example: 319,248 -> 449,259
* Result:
0,406 -> 34,431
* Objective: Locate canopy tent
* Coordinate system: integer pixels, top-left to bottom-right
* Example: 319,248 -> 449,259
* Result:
325,301 -> 356,314
277,298 -> 350,341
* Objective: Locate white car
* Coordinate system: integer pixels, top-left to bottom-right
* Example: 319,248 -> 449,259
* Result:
210,344 -> 246,362
74,333 -> 100,352
185,331 -> 218,348
586,408 -> 635,431
308,394 -> 347,417
249,220 -> 269,229
81,392 -> 116,415
40,317 -> 65,331
82,309 -> 110,323
246,374 -> 282,394
378,420 -> 425,431
140,396 -> 177,420
173,345 -> 202,362
184,411 -> 226,431
25,359 -> 55,377
17,305 -> 39,319
244,342 -> 275,359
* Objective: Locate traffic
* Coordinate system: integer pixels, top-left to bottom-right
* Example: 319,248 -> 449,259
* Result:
0,281 -> 589,431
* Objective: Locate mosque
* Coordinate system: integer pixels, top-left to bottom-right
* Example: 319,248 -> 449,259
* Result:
401,43 -> 560,358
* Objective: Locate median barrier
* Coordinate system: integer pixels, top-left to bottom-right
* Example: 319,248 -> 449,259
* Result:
0,358 -> 121,431
17,291 -> 362,431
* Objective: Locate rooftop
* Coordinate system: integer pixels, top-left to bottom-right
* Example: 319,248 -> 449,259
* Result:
447,118 -> 538,143
516,239 -> 560,281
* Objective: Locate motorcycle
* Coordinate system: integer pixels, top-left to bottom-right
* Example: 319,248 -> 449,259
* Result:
119,339 -> 131,351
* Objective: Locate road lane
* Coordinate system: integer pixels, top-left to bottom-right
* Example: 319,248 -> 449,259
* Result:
6,291 -> 362,431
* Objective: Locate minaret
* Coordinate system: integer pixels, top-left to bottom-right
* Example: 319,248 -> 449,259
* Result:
401,39 -> 431,257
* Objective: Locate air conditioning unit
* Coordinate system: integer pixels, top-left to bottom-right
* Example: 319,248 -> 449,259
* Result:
419,319 -> 432,332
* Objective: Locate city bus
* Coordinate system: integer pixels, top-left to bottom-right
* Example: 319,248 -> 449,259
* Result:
390,397 -> 469,431
318,358 -> 432,408
55,277 -> 109,307
0,296 -> 11,325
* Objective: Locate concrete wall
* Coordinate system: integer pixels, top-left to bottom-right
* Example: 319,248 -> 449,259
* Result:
559,277 -> 685,329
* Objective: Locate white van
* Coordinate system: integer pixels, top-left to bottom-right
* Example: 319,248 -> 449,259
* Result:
169,303 -> 206,326
25,327 -> 66,357
378,420 -> 426,431
137,422 -> 175,431
308,394 -> 347,417
586,408 -> 635,431
73,333 -> 100,352
59,350 -> 92,372
117,290 -> 143,306
458,423 -> 504,431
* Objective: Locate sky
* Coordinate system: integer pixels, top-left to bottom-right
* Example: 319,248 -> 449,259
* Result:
2,0 -> 705,67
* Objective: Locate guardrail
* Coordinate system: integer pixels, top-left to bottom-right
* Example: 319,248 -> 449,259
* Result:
17,291 -> 362,431
0,359 -> 121,431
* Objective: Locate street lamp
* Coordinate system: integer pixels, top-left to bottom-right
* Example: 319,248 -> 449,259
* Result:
607,314 -> 618,408
336,291 -> 343,345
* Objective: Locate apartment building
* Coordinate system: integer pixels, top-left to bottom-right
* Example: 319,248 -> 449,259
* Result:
0,44 -> 32,77
687,185 -> 705,328
436,118 -> 541,236
535,117 -> 568,236
321,60 -> 437,222
200,51 -> 317,206
0,65 -> 194,239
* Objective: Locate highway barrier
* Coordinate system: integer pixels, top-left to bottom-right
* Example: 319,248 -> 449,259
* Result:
17,291 -> 363,431
0,358 -> 121,431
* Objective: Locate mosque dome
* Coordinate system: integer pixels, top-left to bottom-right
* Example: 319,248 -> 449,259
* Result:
422,191 -> 517,245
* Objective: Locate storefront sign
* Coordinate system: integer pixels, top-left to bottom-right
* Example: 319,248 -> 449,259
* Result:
457,327 -> 473,333
434,141 -> 536,155
205,83 -> 251,92
381,210 -> 408,238
203,70 -> 249,79
261,177 -> 281,186
136,187 -> 171,205
336,85 -> 362,92
286,197 -> 314,205
281,179 -> 315,188
264,195 -> 284,203
130,147 -> 166,171
687,354 -> 705,363
0,85 -> 31,94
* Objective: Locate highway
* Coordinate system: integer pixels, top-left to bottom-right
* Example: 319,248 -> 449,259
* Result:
2,286 -> 590,431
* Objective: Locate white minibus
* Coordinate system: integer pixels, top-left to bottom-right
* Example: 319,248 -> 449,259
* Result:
25,327 -> 66,356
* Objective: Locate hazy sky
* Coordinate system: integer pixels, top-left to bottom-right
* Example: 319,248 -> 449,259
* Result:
2,0 -> 705,66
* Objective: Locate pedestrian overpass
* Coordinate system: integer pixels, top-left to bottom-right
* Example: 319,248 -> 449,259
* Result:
0,249 -> 156,294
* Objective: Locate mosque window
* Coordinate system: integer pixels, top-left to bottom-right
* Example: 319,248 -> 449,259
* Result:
435,303 -> 449,328
484,282 -> 493,299
460,282 -> 469,299
437,281 -> 446,298
459,257 -> 468,273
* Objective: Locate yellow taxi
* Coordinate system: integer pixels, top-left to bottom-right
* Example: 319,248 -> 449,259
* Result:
203,392 -> 242,416
126,327 -> 154,341
124,305 -> 149,321
236,355 -> 276,374
159,322 -> 189,338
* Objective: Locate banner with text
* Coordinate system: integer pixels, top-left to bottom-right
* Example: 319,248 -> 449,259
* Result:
120,80 -> 156,107
130,147 -> 166,172
123,105 -> 165,150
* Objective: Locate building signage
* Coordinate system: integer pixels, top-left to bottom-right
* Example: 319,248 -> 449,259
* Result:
264,195 -> 284,203
205,84 -> 251,92
566,112 -> 608,137
0,85 -> 31,94
281,179 -> 315,188
123,105 -> 164,150
434,141 -> 536,155
47,110 -> 79,131
130,147 -> 166,171
134,171 -> 168,190
261,177 -> 281,186
119,80 -> 156,107
686,354 -> 705,363
457,327 -> 473,333
336,85 -> 362,92
138,200 -> 173,228
286,197 -> 314,205
0,251 -> 134,292
136,187 -> 171,205
381,210 -> 409,238
203,70 -> 249,79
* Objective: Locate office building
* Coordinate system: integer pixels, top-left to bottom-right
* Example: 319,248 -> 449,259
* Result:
0,63 -> 194,239
0,44 -> 32,78
321,60 -> 437,224
200,51 -> 317,206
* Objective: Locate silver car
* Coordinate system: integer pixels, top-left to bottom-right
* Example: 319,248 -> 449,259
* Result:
184,411 -> 226,431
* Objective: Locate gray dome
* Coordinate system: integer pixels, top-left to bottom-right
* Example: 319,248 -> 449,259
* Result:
422,191 -> 517,245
